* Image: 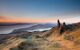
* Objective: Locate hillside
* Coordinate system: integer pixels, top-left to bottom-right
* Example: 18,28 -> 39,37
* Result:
0,20 -> 80,50
45,20 -> 80,41
0,37 -> 25,50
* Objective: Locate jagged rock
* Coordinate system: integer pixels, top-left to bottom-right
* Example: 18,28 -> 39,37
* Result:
63,22 -> 66,26
57,19 -> 61,28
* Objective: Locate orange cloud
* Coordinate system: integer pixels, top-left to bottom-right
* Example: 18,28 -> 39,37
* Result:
0,16 -> 9,19
1,16 -> 79,23
0,16 -> 57,23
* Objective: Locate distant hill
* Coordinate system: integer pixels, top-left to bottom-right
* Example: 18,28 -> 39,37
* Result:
11,23 -> 56,33
0,23 -> 34,26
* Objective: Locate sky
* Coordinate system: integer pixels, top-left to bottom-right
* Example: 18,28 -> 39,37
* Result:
0,0 -> 80,23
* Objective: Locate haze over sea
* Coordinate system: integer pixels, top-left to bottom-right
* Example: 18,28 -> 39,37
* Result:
0,24 -> 36,34
0,23 -> 53,34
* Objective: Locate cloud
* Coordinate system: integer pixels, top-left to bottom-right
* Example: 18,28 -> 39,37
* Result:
61,17 -> 80,23
0,16 -> 10,20
0,15 -> 80,23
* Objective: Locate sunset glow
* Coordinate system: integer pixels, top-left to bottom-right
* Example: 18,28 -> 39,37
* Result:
0,0 -> 80,23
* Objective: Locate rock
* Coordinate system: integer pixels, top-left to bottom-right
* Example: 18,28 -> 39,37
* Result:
57,19 -> 61,28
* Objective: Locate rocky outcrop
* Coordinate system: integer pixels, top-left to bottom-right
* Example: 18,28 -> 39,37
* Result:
57,19 -> 61,28
42,19 -> 64,37
42,19 -> 80,41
